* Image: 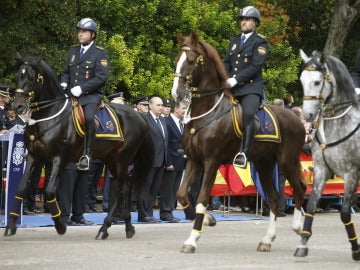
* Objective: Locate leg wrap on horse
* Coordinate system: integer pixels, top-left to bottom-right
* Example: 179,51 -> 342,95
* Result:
10,196 -> 23,217
193,212 -> 205,232
47,198 -> 61,218
183,203 -> 196,220
342,212 -> 359,250
301,213 -> 314,236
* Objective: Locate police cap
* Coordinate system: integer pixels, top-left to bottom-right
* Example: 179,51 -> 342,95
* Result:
0,83 -> 10,97
133,96 -> 149,105
163,98 -> 171,107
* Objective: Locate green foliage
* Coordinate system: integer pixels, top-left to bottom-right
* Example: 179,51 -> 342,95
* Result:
0,0 -> 358,105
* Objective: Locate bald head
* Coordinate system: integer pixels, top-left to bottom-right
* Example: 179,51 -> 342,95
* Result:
149,96 -> 163,116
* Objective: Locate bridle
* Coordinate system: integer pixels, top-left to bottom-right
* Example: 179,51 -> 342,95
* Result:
15,62 -> 69,126
302,60 -> 355,120
174,45 -> 227,124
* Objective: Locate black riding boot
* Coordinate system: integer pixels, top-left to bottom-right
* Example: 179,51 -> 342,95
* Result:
77,125 -> 95,171
233,122 -> 256,168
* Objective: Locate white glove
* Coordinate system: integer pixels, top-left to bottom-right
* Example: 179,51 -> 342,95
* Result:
71,86 -> 82,97
355,88 -> 360,95
226,77 -> 237,88
60,82 -> 67,91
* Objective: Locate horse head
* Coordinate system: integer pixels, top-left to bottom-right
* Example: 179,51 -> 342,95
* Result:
13,53 -> 64,116
300,49 -> 356,122
171,32 -> 228,103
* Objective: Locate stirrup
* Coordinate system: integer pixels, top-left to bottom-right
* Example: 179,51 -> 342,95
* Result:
77,155 -> 91,171
233,152 -> 247,168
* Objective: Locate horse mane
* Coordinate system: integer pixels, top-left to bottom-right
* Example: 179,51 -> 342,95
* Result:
199,40 -> 229,82
324,54 -> 355,97
19,55 -> 62,95
309,51 -> 355,101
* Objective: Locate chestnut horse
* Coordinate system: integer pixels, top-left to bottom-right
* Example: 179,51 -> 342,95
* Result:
4,55 -> 154,240
172,32 -> 307,253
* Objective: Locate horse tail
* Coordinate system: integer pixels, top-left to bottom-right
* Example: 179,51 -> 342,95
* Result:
129,130 -> 154,197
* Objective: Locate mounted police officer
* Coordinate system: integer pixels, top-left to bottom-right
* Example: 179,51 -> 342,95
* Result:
224,6 -> 269,168
60,18 -> 109,170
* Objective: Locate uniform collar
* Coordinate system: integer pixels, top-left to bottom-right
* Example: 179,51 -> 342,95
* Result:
81,41 -> 94,54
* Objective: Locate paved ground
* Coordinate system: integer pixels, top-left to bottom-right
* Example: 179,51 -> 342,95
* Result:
1,212 -> 360,270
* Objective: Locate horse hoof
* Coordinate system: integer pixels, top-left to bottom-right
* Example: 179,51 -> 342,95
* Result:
294,247 -> 308,257
95,231 -> 109,240
208,215 -> 217,227
4,227 -> 17,237
257,242 -> 271,252
352,248 -> 360,261
126,227 -> 135,239
180,244 -> 196,253
55,222 -> 66,235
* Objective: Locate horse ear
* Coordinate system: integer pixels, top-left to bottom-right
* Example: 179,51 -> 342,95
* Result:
16,51 -> 22,60
299,49 -> 309,63
191,31 -> 199,45
37,48 -> 46,64
177,33 -> 185,45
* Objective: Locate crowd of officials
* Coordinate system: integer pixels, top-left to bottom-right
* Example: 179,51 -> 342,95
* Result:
2,5 -> 360,225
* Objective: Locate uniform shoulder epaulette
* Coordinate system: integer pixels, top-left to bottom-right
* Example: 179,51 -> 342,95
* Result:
258,33 -> 267,39
96,45 -> 105,50
71,44 -> 78,48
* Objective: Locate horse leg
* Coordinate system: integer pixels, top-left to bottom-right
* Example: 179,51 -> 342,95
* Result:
180,163 -> 217,253
44,159 -> 66,235
121,178 -> 135,239
4,157 -> 39,236
255,164 -> 278,252
340,178 -> 360,261
294,168 -> 329,257
177,161 -> 202,221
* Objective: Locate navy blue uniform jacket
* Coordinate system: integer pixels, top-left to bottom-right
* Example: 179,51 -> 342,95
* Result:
61,43 -> 109,105
223,32 -> 269,99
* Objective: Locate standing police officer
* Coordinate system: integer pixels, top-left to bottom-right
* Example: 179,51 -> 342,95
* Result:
224,6 -> 269,168
61,18 -> 109,170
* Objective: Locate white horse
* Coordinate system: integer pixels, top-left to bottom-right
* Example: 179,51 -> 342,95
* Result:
294,50 -> 360,260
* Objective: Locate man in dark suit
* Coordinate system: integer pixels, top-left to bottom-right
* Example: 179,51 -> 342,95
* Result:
60,18 -> 109,171
160,100 -> 187,222
58,162 -> 93,225
224,6 -> 269,168
137,96 -> 168,223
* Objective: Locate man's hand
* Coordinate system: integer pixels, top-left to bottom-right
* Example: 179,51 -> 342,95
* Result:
226,77 -> 237,88
355,88 -> 360,95
71,86 -> 82,97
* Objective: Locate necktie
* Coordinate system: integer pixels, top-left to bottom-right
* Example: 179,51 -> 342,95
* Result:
80,48 -> 85,58
179,120 -> 184,133
240,35 -> 246,48
156,118 -> 164,137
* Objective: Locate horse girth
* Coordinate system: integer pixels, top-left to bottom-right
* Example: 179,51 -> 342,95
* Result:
188,100 -> 238,135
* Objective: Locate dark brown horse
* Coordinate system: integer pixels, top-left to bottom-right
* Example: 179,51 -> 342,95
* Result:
4,55 -> 154,240
171,32 -> 307,253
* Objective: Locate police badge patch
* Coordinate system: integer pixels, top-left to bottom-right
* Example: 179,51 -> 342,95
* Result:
101,59 -> 108,67
13,141 -> 25,166
258,47 -> 267,55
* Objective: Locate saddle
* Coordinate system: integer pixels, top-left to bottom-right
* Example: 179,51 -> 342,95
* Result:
71,97 -> 124,140
231,97 -> 281,143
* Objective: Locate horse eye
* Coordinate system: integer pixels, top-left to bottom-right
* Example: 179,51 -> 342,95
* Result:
314,81 -> 321,86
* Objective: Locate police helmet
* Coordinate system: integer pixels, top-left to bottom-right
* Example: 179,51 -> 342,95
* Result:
239,6 -> 261,25
77,18 -> 98,34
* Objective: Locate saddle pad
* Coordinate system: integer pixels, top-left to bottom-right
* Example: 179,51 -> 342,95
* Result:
254,106 -> 281,143
73,105 -> 124,140
231,98 -> 281,143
